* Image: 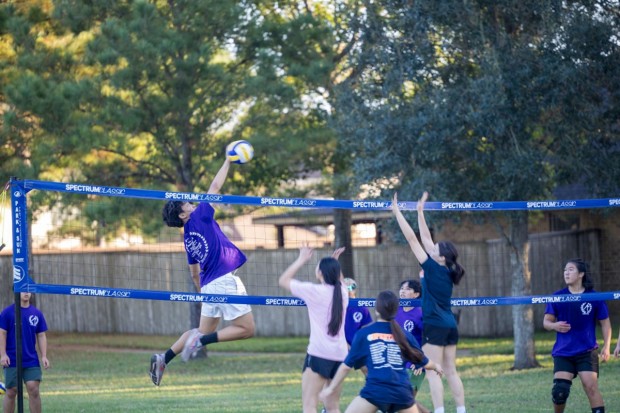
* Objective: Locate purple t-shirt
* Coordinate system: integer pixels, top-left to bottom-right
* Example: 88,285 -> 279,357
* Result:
183,202 -> 246,287
545,288 -> 609,357
345,305 -> 373,346
0,304 -> 48,368
395,306 -> 424,346
290,279 -> 349,361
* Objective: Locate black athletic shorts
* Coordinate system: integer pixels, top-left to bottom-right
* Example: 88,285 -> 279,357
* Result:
553,348 -> 599,376
422,324 -> 459,346
363,396 -> 414,413
302,353 -> 341,380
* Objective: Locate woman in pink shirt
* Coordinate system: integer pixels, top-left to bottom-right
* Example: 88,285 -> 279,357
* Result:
279,245 -> 349,413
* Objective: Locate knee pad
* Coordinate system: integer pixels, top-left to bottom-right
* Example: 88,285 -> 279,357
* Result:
552,378 -> 572,405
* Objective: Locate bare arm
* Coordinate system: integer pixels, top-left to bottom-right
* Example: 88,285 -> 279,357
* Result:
416,192 -> 435,254
189,263 -> 201,291
614,329 -> 620,358
599,317 -> 611,362
543,313 -> 571,333
422,359 -> 443,377
0,328 -> 8,367
278,246 -> 314,292
37,331 -> 50,369
392,193 -> 428,264
319,363 -> 352,401
208,158 -> 232,194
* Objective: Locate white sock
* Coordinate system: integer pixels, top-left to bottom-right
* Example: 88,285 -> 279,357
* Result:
434,409 -> 445,413
456,407 -> 466,413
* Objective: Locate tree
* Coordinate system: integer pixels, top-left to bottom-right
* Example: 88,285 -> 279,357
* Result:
334,1 -> 620,369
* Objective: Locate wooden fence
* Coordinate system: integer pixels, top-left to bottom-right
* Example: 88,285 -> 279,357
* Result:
0,229 -> 609,337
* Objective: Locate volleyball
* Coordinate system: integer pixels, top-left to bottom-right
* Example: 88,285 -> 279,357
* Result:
226,140 -> 254,164
0,381 -> 5,395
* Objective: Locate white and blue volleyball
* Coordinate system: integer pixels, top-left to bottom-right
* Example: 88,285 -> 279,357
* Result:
0,381 -> 6,395
226,140 -> 254,164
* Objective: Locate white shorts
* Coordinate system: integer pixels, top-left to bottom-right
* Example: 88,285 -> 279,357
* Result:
201,272 -> 252,321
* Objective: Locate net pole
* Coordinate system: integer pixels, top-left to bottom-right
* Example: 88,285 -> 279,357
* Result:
11,177 -> 30,413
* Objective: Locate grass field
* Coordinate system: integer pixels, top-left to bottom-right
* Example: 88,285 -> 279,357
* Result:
20,332 -> 620,412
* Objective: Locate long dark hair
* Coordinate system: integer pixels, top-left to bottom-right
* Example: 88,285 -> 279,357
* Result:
439,241 -> 465,285
376,290 -> 425,363
319,257 -> 344,336
566,258 -> 594,291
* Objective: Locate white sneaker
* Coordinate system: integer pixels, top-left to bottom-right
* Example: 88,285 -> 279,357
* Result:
181,328 -> 204,362
149,353 -> 166,386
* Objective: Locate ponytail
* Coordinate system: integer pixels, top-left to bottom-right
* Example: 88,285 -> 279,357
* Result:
320,257 -> 345,336
439,241 -> 465,285
377,291 -> 425,364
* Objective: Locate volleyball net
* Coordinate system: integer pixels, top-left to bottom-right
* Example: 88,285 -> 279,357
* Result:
8,177 -> 620,336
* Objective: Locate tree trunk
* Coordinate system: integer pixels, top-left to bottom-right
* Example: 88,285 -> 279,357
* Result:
509,211 -> 540,369
333,209 -> 354,278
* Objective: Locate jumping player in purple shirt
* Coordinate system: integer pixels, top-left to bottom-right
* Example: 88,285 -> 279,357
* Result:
149,157 -> 255,386
543,258 -> 611,413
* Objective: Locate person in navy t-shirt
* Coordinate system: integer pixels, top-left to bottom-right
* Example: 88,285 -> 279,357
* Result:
392,192 -> 467,413
150,157 -> 255,386
0,292 -> 50,413
319,290 -> 443,413
543,258 -> 611,413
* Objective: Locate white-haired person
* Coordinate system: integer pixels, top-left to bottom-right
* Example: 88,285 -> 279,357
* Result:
392,192 -> 466,413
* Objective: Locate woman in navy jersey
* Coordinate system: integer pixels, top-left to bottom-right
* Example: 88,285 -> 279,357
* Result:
392,192 -> 466,413
543,258 -> 611,413
319,290 -> 443,413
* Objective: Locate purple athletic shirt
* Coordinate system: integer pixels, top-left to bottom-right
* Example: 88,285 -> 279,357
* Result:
344,305 -> 374,346
0,304 -> 48,368
183,202 -> 246,287
545,287 -> 609,357
395,306 -> 424,346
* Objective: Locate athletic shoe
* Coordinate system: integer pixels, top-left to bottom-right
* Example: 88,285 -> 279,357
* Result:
149,353 -> 166,386
181,328 -> 204,362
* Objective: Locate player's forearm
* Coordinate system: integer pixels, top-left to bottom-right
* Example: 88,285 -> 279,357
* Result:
278,260 -> 305,289
417,209 -> 434,251
600,318 -> 612,349
208,158 -> 231,194
38,334 -> 48,359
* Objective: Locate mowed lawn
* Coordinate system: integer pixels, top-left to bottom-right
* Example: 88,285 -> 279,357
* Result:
26,333 -> 620,412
